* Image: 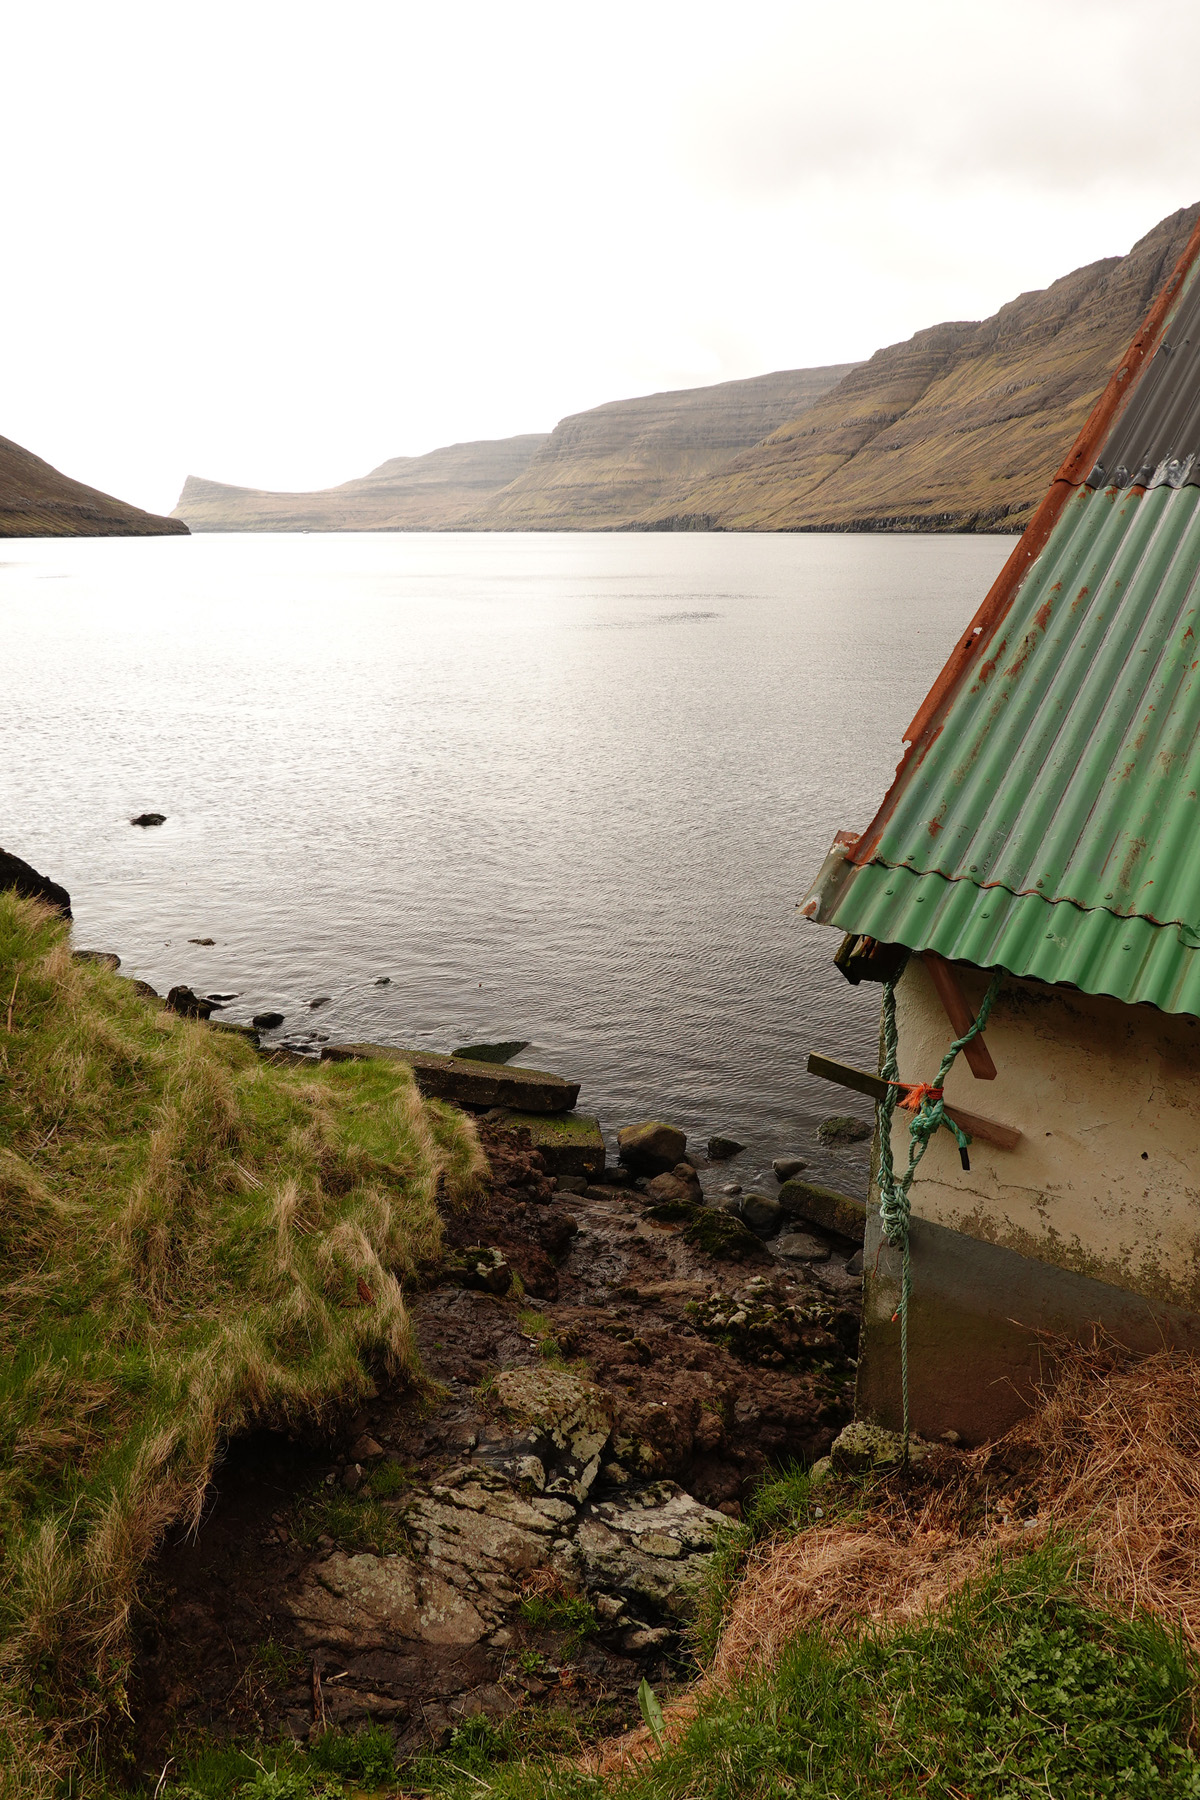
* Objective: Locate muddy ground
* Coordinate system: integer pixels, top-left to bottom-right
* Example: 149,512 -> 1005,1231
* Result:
128,1123 -> 861,1780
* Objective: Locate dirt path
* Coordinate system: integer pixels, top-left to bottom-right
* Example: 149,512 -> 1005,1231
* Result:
129,1124 -> 860,1775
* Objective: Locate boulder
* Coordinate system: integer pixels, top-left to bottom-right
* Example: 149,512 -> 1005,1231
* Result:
126,978 -> 160,1000
166,985 -> 217,1020
321,1043 -> 579,1115
831,1420 -> 929,1474
491,1109 -> 605,1180
772,1157 -> 807,1182
846,1248 -> 864,1276
706,1134 -> 745,1161
777,1178 -> 867,1242
189,936 -> 216,946
645,1163 -> 703,1206
618,1121 -> 687,1176
817,1114 -> 872,1145
684,1207 -> 771,1264
740,1191 -> 783,1237
251,1010 -> 285,1030
0,847 -> 71,917
130,812 -> 166,828
775,1230 -> 831,1263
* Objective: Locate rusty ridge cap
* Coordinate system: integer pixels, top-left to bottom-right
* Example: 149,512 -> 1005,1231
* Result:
848,853 -> 1200,937
849,210 -> 1200,872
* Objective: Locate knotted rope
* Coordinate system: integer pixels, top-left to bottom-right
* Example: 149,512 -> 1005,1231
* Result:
877,964 -> 1004,1455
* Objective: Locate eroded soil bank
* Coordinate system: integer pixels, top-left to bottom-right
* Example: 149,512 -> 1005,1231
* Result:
127,1124 -> 861,1779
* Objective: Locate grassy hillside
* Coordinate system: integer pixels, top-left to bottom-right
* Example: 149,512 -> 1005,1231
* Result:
173,436 -> 547,532
643,203 -> 1200,534
0,893 -> 483,1791
0,436 -> 186,538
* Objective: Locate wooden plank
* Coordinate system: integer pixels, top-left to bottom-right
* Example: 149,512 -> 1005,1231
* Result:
806,1052 -> 1021,1152
922,952 -> 997,1080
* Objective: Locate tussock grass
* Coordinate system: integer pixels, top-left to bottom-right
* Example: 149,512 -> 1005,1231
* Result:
0,893 -> 484,1783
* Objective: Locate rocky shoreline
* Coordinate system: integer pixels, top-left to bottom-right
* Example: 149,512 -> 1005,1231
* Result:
129,1115 -> 865,1773
2,847 -> 869,1776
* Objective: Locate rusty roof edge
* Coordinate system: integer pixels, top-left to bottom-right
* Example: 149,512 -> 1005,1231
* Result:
848,209 -> 1200,871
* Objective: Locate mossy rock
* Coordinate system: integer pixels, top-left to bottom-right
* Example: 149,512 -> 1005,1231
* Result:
818,1114 -> 873,1145
491,1108 -> 605,1179
777,1178 -> 866,1242
685,1207 -> 771,1264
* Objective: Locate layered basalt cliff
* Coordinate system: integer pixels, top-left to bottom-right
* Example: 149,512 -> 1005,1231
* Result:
640,204 -> 1200,534
0,434 -> 187,537
470,364 -> 860,530
174,433 -> 548,532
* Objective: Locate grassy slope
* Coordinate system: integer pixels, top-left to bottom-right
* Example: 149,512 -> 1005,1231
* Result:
0,894 -> 484,1789
0,436 -> 187,538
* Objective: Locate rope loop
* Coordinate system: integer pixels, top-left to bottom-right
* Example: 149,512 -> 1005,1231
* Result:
876,962 -> 1004,1457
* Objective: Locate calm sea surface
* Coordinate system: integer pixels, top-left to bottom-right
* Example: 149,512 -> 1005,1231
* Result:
0,531 -> 1009,1190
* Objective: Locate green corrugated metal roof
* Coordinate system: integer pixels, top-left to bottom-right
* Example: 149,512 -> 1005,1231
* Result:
801,226 -> 1200,1018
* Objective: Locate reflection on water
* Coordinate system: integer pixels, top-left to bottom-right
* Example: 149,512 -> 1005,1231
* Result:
0,529 -> 1008,1183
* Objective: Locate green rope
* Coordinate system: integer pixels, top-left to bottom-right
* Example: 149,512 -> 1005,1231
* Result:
876,965 -> 1004,1456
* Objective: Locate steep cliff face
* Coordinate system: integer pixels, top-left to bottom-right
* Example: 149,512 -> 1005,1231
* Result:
173,434 -> 548,531
0,435 -> 187,537
641,205 -> 1200,534
471,364 -> 859,529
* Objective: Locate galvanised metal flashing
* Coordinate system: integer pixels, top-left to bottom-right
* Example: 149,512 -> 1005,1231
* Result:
801,209 -> 1200,1017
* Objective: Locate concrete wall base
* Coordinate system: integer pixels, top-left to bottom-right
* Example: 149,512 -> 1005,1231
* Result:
858,1209 -> 1200,1444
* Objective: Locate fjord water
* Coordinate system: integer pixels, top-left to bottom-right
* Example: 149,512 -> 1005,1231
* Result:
1,531 -> 1008,1179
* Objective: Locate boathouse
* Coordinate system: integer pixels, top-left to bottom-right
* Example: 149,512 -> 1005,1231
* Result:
800,209 -> 1200,1443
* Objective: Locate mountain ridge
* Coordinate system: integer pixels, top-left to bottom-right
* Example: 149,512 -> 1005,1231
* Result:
0,434 -> 187,538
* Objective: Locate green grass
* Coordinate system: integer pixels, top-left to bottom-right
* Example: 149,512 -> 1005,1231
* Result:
518,1589 -> 598,1652
0,893 -> 485,1787
398,1541 -> 1200,1798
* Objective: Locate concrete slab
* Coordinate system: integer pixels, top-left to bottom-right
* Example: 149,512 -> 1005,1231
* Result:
319,1044 -> 579,1114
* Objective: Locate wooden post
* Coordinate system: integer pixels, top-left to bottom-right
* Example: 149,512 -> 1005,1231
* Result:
923,953 -> 997,1080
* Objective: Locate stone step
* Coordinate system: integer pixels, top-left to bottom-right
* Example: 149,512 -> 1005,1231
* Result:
489,1109 -> 605,1180
319,1043 -> 580,1114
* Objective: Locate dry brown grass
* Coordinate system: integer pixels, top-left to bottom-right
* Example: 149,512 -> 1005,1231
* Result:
710,1339 -> 1200,1695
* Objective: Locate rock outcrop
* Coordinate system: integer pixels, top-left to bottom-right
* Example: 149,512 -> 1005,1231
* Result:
0,434 -> 187,538
0,847 -> 71,916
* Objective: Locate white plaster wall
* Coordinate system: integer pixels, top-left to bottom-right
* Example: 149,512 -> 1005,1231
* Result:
884,958 -> 1200,1309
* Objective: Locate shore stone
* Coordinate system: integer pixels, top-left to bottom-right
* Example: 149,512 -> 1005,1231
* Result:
817,1114 -> 873,1146
252,1010 -> 285,1030
618,1121 -> 687,1176
846,1248 -> 865,1276
321,1044 -> 580,1115
168,985 -> 218,1020
486,1368 -> 613,1499
452,1040 -> 530,1064
772,1157 -> 807,1182
777,1178 -> 867,1242
74,949 -> 121,970
740,1191 -> 783,1237
775,1230 -> 831,1263
645,1164 -> 703,1206
130,812 -> 166,828
707,1134 -> 745,1161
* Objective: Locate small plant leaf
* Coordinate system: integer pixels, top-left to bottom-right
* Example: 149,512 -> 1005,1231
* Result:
638,1675 -> 666,1748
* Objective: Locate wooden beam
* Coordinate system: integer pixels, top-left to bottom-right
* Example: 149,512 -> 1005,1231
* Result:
922,953 -> 997,1080
806,1052 -> 1021,1152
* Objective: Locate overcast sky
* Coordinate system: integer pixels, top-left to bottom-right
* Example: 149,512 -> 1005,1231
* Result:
6,0 -> 1200,514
